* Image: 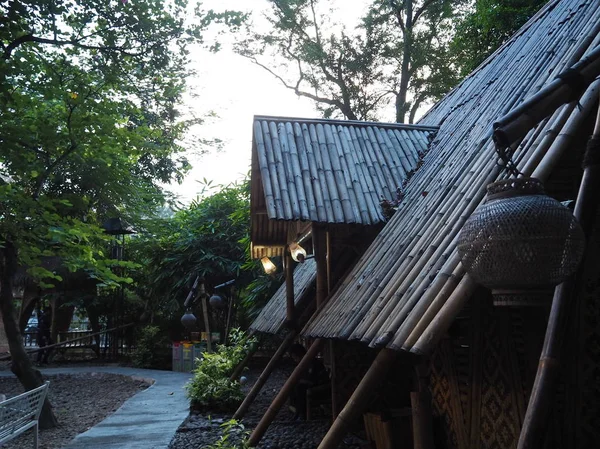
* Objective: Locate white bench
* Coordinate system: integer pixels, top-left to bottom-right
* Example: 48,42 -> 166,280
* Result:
0,382 -> 49,448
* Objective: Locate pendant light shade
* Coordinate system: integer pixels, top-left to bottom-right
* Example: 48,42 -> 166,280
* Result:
457,177 -> 585,305
209,294 -> 225,309
181,309 -> 197,329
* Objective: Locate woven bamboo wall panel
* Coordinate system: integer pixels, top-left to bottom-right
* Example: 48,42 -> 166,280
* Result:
249,258 -> 316,334
301,0 -> 600,352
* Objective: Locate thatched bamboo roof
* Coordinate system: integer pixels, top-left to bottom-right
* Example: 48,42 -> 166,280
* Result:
302,0 -> 600,354
249,258 -> 316,334
250,116 -> 437,258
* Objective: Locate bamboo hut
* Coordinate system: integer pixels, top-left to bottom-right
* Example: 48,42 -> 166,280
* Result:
247,1 -> 600,448
239,117 -> 437,419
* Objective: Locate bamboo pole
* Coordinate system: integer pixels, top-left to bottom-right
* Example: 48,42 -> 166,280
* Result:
285,252 -> 295,326
494,45 -> 600,148
314,224 -> 328,309
317,348 -> 397,449
247,338 -> 324,446
411,390 -> 435,449
517,95 -> 600,449
233,330 -> 297,420
201,293 -> 212,353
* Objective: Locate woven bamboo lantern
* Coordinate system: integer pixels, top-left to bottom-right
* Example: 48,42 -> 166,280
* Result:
457,177 -> 585,305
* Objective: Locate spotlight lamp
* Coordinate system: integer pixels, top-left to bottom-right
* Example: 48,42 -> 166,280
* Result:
261,256 -> 277,275
289,242 -> 307,263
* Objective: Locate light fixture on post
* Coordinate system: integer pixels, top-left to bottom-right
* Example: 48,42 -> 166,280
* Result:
289,242 -> 307,263
457,147 -> 585,306
180,277 -> 204,333
209,293 -> 225,309
260,256 -> 277,275
181,308 -> 197,329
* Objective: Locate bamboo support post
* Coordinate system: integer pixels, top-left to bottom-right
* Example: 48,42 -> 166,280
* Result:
233,331 -> 297,420
411,363 -> 435,449
248,338 -> 324,446
201,293 -> 212,353
517,94 -> 600,449
411,391 -> 435,449
317,348 -> 397,449
285,252 -> 295,326
313,224 -> 328,309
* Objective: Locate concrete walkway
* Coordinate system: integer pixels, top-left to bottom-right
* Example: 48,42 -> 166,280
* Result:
1,366 -> 192,449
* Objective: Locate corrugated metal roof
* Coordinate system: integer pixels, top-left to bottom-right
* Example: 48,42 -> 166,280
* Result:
302,0 -> 600,354
249,258 -> 316,334
250,117 -> 437,258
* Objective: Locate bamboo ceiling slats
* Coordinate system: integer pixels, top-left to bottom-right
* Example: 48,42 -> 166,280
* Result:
250,117 -> 437,258
249,258 -> 317,334
302,0 -> 600,354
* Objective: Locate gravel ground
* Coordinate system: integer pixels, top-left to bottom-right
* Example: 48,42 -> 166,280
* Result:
0,371 -> 149,449
169,359 -> 367,449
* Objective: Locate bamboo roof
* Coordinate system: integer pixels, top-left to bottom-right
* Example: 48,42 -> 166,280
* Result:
250,116 -> 437,258
302,0 -> 600,354
249,258 -> 316,334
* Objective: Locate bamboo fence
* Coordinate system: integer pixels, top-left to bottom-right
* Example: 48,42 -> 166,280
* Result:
301,0 -> 600,357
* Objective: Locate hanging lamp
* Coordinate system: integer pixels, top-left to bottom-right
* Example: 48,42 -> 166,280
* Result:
209,293 -> 225,309
458,160 -> 585,306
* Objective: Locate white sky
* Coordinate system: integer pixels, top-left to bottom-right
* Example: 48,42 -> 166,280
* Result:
170,0 -> 369,204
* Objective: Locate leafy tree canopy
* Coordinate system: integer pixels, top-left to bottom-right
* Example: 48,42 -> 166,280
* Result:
235,0 -> 467,123
128,180 -> 256,318
451,0 -> 550,77
0,0 -> 245,284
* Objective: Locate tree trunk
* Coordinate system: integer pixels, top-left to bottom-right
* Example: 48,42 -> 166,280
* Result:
395,0 -> 413,123
0,241 -> 58,429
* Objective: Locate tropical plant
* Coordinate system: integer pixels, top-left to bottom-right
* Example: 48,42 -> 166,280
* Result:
186,329 -> 257,411
206,420 -> 250,449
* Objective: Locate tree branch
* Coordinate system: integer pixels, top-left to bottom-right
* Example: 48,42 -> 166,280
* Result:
413,0 -> 438,25
388,0 -> 406,33
241,54 -> 345,109
3,34 -> 146,60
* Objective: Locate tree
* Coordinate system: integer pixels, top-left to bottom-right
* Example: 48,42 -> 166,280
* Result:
450,0 -> 550,77
0,0 -> 244,427
235,0 -> 465,123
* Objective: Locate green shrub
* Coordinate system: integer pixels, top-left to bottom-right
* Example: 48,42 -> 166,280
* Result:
186,328 -> 256,411
132,325 -> 171,369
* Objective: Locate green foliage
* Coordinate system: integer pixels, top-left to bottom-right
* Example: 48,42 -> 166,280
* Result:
132,325 -> 171,369
127,179 -> 264,321
186,329 -> 257,411
451,0 -> 549,77
206,420 -> 249,449
0,0 -> 247,291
